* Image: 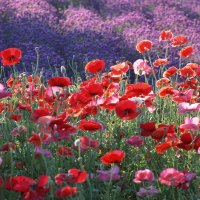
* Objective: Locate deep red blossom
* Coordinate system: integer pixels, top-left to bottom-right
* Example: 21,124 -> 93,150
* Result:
140,122 -> 156,137
48,77 -> 72,87
124,82 -> 152,98
0,48 -> 22,66
159,30 -> 173,41
115,100 -> 139,120
56,186 -> 77,198
85,59 -> 105,73
30,108 -> 51,122
78,119 -> 103,131
66,169 -> 88,183
163,67 -> 178,77
56,146 -> 73,157
101,150 -> 125,165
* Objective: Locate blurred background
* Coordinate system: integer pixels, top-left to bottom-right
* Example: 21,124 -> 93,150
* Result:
0,0 -> 199,77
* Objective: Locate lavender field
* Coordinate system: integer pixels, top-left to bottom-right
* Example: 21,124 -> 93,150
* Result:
0,0 -> 200,76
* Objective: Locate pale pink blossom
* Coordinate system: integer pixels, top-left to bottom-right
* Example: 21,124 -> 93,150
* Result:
133,59 -> 152,76
177,103 -> 200,114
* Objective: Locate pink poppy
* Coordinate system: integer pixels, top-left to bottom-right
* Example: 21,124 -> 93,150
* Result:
159,168 -> 185,187
133,169 -> 155,183
179,117 -> 200,131
177,103 -> 200,114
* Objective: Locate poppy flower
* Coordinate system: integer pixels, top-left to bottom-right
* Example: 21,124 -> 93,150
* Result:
155,142 -> 173,154
0,83 -> 12,99
85,59 -> 105,73
158,86 -> 175,98
101,150 -> 125,165
48,77 -> 72,87
172,89 -> 194,103
75,136 -> 100,152
28,133 -> 42,147
133,169 -> 155,183
159,30 -> 173,41
177,171 -> 196,190
0,48 -> 22,66
133,59 -> 152,76
124,82 -> 152,98
140,122 -> 156,137
179,117 -> 200,131
56,146 -> 73,157
163,67 -> 178,77
179,65 -> 196,77
177,103 -> 200,114
78,119 -> 103,131
110,62 -> 130,75
30,108 -> 51,122
84,83 -> 104,97
159,168 -> 185,187
136,40 -> 153,53
66,169 -> 88,183
153,58 -> 169,67
179,46 -> 194,58
56,186 -> 77,198
156,78 -> 170,87
126,135 -> 144,147
180,133 -> 196,144
115,100 -> 139,120
171,35 -> 188,47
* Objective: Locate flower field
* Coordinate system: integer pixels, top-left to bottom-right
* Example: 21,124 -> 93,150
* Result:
0,29 -> 200,199
0,0 -> 200,200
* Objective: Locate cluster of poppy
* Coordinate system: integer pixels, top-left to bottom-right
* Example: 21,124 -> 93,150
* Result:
0,30 -> 199,199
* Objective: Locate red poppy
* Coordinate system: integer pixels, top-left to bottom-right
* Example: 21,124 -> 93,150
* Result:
156,78 -> 170,87
171,35 -> 188,47
0,48 -> 22,66
28,133 -> 42,146
79,119 -> 103,131
110,62 -> 130,75
115,100 -> 139,120
84,83 -> 104,97
30,108 -> 51,122
0,142 -> 16,151
140,122 -> 156,137
159,30 -> 173,41
5,176 -> 36,192
101,150 -> 125,165
163,67 -> 178,77
180,133 -> 196,144
67,169 -> 88,183
78,136 -> 100,152
56,186 -> 77,198
48,77 -> 72,87
136,40 -> 153,53
56,146 -> 73,157
153,58 -> 169,67
180,65 -> 196,77
85,59 -> 105,73
155,141 -> 173,154
124,82 -> 152,98
158,86 -> 175,98
179,46 -> 194,58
